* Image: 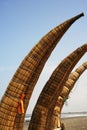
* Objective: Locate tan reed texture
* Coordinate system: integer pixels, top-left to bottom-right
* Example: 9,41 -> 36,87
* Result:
28,44 -> 87,130
0,12 -> 84,130
51,61 -> 87,130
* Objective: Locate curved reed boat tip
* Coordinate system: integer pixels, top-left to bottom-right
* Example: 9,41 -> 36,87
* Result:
51,61 -> 87,130
80,12 -> 84,16
69,12 -> 84,24
0,12 -> 85,130
28,43 -> 87,130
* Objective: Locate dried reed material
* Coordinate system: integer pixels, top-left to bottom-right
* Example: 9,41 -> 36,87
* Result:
51,61 -> 87,130
0,12 -> 84,130
28,44 -> 87,130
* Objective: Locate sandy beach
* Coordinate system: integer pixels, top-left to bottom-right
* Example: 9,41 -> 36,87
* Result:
23,116 -> 87,130
61,116 -> 87,130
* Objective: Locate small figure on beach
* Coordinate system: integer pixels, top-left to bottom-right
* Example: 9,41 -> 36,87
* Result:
54,122 -> 65,130
61,122 -> 65,130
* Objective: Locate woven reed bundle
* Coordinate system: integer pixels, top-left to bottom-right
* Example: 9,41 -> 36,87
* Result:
51,61 -> 87,130
28,44 -> 87,130
0,13 -> 84,130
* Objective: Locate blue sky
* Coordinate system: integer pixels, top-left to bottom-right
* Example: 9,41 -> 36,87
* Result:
0,0 -> 87,114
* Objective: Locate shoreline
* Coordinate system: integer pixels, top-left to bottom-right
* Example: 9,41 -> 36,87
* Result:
23,116 -> 87,130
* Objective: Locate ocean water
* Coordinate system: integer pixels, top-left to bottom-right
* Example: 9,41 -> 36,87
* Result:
25,112 -> 87,121
61,112 -> 87,118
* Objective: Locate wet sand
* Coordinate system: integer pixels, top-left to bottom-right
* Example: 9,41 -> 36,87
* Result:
23,116 -> 87,130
